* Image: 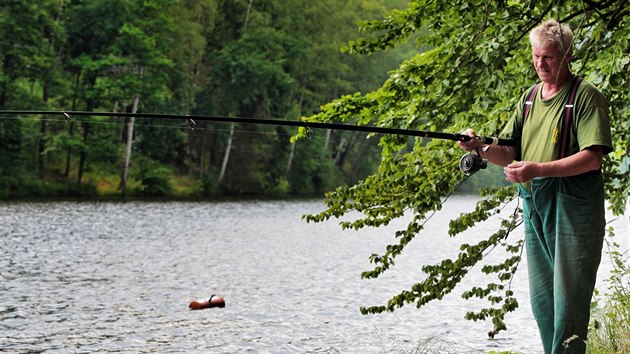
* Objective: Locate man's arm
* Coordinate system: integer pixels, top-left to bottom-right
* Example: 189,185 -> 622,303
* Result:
503,146 -> 603,183
458,129 -> 604,183
458,128 -> 518,167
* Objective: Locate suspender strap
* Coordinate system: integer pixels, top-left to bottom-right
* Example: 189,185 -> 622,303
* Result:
521,76 -> 583,159
522,83 -> 541,121
560,76 -> 583,158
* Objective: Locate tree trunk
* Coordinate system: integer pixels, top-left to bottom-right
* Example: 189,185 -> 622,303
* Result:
120,95 -> 139,195
217,1 -> 254,186
38,84 -> 49,176
199,133 -> 207,178
38,118 -> 47,176
324,129 -> 332,156
64,121 -> 74,178
348,134 -> 371,181
77,72 -> 97,185
244,0 -> 253,30
335,132 -> 362,167
324,74 -> 341,157
286,134 -> 297,176
217,123 -> 234,185
77,121 -> 89,185
285,92 -> 304,176
65,70 -> 81,178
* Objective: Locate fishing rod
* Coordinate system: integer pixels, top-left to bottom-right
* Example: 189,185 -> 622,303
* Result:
1,110 -> 514,175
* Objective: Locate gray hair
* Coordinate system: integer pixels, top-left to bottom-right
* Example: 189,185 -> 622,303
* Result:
529,19 -> 574,56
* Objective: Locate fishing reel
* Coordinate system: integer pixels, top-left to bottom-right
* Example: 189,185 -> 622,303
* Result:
459,150 -> 487,176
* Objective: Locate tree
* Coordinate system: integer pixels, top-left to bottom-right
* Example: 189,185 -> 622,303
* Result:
0,1 -> 61,108
302,0 -> 629,335
107,0 -> 181,193
189,0 -> 412,195
64,0 -> 134,184
63,0 -> 194,191
0,1 -> 66,193
281,0 -> 412,192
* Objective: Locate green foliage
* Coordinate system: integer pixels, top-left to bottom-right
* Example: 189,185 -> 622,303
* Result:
0,0 -> 404,198
202,172 -> 220,196
137,161 -> 173,197
139,174 -> 172,196
587,227 -> 630,354
209,27 -> 302,116
302,0 -> 630,334
0,118 -> 25,196
0,1 -> 66,107
135,122 -> 187,168
271,177 -> 290,197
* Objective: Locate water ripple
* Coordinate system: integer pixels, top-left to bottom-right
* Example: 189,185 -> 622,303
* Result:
1,198 -> 625,353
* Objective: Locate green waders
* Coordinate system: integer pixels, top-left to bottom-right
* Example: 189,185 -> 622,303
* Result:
519,171 -> 605,354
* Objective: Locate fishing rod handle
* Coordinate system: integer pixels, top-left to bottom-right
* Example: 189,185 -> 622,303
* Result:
473,135 -> 516,147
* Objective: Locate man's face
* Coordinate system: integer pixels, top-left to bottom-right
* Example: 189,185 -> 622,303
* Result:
531,43 -> 570,85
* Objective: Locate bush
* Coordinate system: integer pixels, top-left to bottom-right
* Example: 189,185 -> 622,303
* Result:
272,178 -> 290,196
587,227 -> 630,354
139,175 -> 172,196
202,173 -> 219,196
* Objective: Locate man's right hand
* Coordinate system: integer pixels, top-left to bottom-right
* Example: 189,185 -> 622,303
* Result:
458,128 -> 481,151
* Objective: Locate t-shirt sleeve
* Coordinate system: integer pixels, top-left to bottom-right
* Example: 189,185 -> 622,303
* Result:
499,91 -> 530,161
576,82 -> 613,155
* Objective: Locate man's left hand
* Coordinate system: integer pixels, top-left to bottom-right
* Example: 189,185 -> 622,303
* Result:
504,161 -> 539,183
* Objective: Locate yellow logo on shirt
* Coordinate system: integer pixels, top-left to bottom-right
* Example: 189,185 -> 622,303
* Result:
552,127 -> 559,144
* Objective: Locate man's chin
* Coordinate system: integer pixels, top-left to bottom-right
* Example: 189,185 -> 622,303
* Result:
537,73 -> 555,83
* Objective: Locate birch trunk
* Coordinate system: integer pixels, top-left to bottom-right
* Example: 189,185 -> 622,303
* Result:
217,123 -> 234,184
286,130 -> 297,176
285,92 -> 304,176
120,95 -> 139,195
217,0 -> 253,186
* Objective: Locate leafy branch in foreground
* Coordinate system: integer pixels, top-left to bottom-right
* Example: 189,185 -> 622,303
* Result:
302,0 -> 629,338
359,186 -> 523,334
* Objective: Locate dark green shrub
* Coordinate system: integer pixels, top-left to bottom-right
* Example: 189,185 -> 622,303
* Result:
138,167 -> 172,197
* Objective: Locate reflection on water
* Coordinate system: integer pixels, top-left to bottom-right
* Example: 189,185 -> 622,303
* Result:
0,197 -> 626,353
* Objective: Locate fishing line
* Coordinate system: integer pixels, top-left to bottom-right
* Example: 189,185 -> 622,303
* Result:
0,113 -> 298,141
0,112 -> 385,145
0,114 -> 211,134
0,110 -> 517,146
464,194 -> 524,310
1,110 -> 511,177
0,112 -> 388,159
497,197 -> 524,307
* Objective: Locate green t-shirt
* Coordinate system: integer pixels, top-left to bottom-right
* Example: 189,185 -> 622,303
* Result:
501,77 -> 612,164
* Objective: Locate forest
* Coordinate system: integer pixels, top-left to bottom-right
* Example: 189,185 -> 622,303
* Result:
0,0 -> 454,198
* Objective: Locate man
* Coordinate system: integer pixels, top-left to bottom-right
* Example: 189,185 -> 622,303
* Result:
458,19 -> 612,354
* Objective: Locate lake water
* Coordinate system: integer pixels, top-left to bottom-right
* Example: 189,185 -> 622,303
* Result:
0,196 -> 627,353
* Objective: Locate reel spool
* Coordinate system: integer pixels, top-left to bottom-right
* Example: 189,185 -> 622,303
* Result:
459,152 -> 487,176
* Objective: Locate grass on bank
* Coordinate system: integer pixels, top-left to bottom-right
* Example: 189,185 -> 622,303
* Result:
586,226 -> 630,354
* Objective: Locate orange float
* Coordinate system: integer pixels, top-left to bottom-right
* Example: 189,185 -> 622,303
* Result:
189,294 -> 225,310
